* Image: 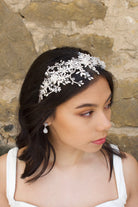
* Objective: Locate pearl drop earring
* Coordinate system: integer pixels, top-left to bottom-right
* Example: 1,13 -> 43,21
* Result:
43,122 -> 48,134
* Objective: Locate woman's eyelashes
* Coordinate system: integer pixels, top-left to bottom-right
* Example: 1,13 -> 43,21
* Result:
80,102 -> 112,117
80,110 -> 94,117
104,101 -> 112,110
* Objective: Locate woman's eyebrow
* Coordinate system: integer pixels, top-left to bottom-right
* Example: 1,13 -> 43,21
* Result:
75,103 -> 97,109
75,93 -> 112,109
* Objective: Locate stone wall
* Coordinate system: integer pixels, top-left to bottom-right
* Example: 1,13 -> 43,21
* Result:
0,0 -> 138,159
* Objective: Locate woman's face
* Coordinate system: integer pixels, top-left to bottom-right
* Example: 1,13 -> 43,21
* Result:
48,77 -> 112,153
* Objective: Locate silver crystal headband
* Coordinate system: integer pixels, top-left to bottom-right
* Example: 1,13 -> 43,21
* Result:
39,52 -> 105,102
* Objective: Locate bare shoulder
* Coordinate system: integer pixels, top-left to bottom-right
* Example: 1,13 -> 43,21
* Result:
122,153 -> 138,180
0,153 -> 10,206
123,151 -> 137,164
122,153 -> 138,206
0,153 -> 7,188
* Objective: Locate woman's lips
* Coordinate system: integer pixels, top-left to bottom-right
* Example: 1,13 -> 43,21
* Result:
92,137 -> 106,145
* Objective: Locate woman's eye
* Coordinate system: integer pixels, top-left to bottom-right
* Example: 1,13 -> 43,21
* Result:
80,111 -> 93,117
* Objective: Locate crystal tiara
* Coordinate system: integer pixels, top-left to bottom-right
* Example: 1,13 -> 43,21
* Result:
39,52 -> 106,102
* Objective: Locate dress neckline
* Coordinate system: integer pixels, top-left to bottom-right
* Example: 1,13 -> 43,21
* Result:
9,195 -> 121,207
6,146 -> 127,207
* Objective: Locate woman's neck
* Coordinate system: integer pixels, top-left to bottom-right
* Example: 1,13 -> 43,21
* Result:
49,142 -> 100,169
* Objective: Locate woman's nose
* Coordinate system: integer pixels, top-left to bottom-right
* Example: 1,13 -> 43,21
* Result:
96,112 -> 111,132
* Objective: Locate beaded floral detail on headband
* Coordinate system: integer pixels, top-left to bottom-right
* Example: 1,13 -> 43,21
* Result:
39,52 -> 105,102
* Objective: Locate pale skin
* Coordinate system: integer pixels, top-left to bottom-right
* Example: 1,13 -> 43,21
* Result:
0,77 -> 138,207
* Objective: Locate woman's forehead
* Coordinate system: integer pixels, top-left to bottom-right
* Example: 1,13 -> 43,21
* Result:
58,77 -> 111,109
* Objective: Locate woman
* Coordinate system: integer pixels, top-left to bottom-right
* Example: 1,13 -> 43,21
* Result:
0,47 -> 137,207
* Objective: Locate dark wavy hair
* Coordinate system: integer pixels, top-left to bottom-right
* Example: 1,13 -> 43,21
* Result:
16,47 -> 126,182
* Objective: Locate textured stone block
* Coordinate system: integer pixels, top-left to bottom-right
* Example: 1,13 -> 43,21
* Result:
0,145 -> 12,156
0,0 -> 37,80
127,0 -> 138,7
111,98 -> 138,127
0,99 -> 18,122
52,34 -> 113,58
114,79 -> 138,99
21,0 -> 107,27
111,78 -> 138,127
3,0 -> 30,12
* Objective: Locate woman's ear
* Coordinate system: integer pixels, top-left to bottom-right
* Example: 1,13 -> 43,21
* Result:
44,115 -> 53,126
